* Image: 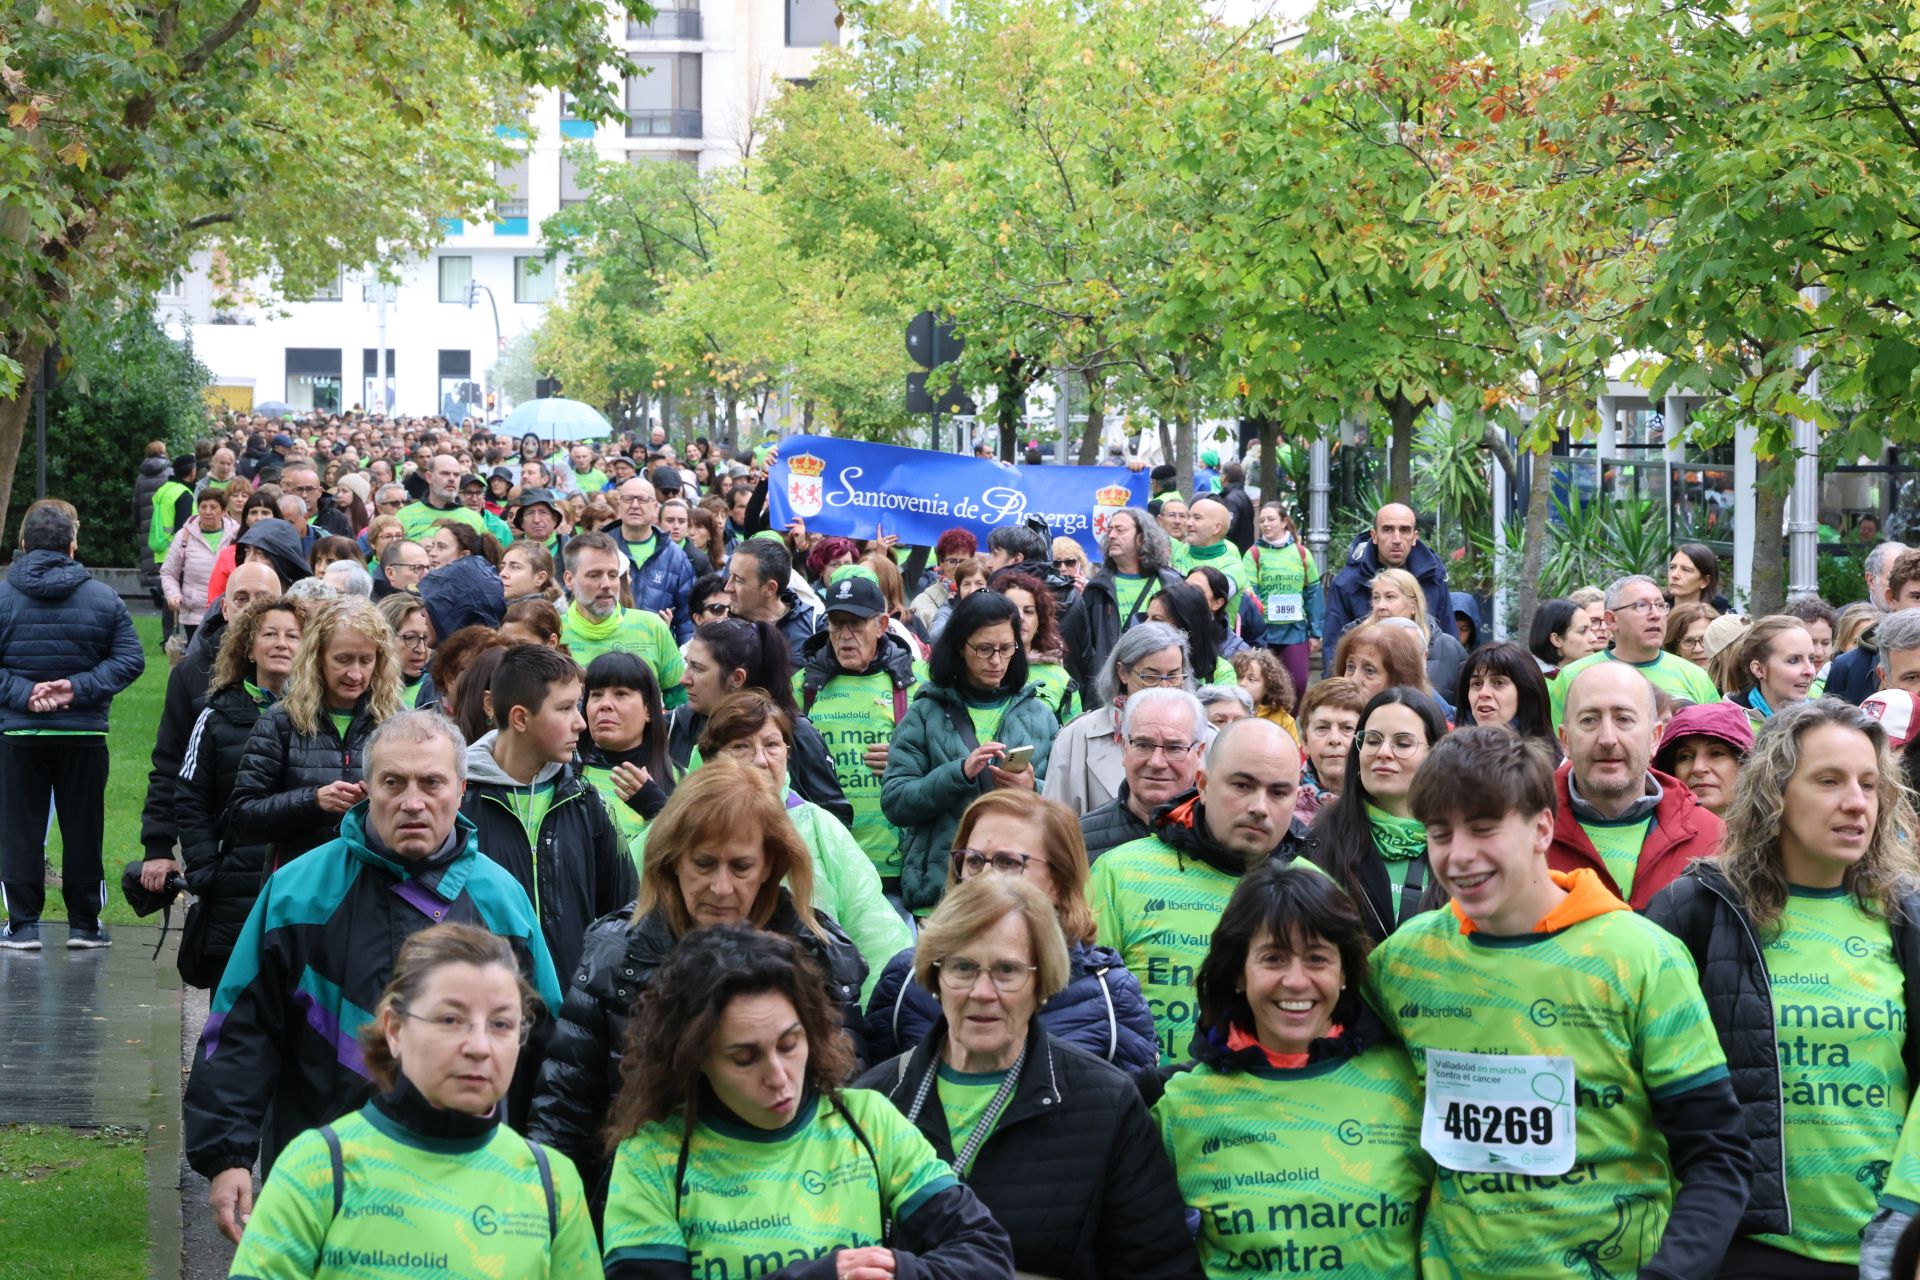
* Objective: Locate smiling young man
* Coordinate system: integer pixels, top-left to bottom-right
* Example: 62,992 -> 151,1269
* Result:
1087,717 -> 1319,1063
1369,726 -> 1749,1280
460,645 -> 635,986
1549,574 -> 1720,727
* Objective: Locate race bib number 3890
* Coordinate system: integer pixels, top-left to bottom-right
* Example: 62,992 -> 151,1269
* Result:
1419,1049 -> 1576,1175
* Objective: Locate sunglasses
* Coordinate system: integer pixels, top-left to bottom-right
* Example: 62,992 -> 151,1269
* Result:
698,603 -> 732,618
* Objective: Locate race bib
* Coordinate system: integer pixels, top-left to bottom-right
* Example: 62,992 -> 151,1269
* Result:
1420,1049 -> 1576,1175
1266,592 -> 1304,623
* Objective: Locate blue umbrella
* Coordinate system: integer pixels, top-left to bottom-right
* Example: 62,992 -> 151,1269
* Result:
499,397 -> 612,440
253,400 -> 295,418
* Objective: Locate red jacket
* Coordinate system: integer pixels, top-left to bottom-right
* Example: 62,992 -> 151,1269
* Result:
1547,759 -> 1722,909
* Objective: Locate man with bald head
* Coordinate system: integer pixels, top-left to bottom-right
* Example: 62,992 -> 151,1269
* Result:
1550,661 -> 1722,909
396,453 -> 486,543
138,560 -> 289,889
1321,500 -> 1452,673
1088,717 -> 1323,1062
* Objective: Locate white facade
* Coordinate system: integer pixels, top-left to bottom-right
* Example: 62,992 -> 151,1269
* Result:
159,0 -> 837,418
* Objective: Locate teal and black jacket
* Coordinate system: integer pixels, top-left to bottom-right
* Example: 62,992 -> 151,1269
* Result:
183,804 -> 562,1180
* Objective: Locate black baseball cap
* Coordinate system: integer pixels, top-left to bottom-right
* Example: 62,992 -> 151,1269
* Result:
822,574 -> 885,620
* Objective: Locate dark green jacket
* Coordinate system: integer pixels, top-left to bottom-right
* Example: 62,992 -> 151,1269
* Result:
880,682 -> 1059,912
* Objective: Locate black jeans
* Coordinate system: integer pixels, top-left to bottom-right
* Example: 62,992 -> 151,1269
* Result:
1717,1237 -> 1856,1279
0,734 -> 109,928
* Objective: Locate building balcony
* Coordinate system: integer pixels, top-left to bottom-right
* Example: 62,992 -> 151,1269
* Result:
628,10 -> 702,39
625,109 -> 703,139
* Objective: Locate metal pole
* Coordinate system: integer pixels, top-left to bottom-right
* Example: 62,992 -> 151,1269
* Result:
1787,286 -> 1828,600
1307,433 -> 1332,575
1055,370 -> 1070,465
374,286 -> 389,414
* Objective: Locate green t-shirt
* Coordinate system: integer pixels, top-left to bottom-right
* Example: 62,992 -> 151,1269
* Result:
1367,903 -> 1730,1279
621,530 -> 659,577
329,711 -> 354,742
1549,650 -> 1721,728
1879,1096 -> 1920,1218
396,500 -> 486,545
1155,1049 -> 1431,1279
560,604 -> 686,702
200,528 -> 222,552
1751,888 -> 1909,1262
937,1064 -> 1011,1176
1089,836 -> 1326,1064
1028,660 -> 1075,724
1577,815 -> 1653,904
1111,572 -> 1153,627
228,1103 -> 601,1280
1366,804 -> 1427,898
964,695 -> 1010,746
1184,539 -> 1255,620
401,675 -> 425,709
573,468 -> 609,494
795,666 -> 926,881
502,780 -> 556,854
1251,538 -> 1319,638
602,1088 -> 958,1274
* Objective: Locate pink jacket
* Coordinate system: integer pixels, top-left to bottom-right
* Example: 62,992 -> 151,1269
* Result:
162,517 -> 238,626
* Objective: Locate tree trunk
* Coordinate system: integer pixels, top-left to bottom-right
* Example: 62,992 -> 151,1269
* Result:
0,335 -> 48,549
724,396 -> 738,451
1074,373 -> 1106,466
1387,392 -> 1419,506
1255,416 -> 1280,507
1750,456 -> 1787,615
1175,415 -> 1195,499
1516,442 -> 1554,637
1156,417 -> 1174,473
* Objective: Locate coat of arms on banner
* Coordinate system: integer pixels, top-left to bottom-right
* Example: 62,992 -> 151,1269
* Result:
1091,483 -> 1132,541
787,453 -> 827,517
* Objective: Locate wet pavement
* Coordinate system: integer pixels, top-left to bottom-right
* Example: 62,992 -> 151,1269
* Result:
0,920 -> 190,1276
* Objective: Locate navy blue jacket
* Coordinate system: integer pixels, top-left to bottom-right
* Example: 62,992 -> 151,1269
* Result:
0,551 -> 144,732
864,940 -> 1160,1074
1825,627 -> 1881,705
609,528 -> 695,642
418,553 -> 505,640
1321,529 -> 1453,673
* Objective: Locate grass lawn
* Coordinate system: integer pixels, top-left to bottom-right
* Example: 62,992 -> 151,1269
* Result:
0,1125 -> 148,1278
45,614 -> 167,928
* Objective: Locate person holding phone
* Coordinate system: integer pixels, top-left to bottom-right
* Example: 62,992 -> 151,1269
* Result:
883,591 -> 1060,917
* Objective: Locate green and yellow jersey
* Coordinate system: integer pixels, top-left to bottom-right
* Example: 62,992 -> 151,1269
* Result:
1549,650 -> 1720,729
797,663 -> 926,882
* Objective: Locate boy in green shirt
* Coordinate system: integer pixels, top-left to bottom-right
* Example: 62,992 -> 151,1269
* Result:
1369,725 -> 1749,1280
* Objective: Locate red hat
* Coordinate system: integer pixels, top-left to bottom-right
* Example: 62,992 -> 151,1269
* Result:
1654,701 -> 1755,775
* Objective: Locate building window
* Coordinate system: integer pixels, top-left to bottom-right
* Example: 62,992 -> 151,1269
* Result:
788,0 -> 840,47
495,154 -> 530,232
362,348 -> 395,413
628,5 -> 702,39
289,269 -> 343,303
559,93 -> 595,140
439,350 -> 480,421
515,256 -> 555,304
559,154 -> 590,208
285,348 -> 343,414
625,54 -> 702,138
439,256 -> 473,304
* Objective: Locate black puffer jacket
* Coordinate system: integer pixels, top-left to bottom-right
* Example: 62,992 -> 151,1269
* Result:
857,1019 -> 1201,1280
664,703 -> 854,828
1647,861 -> 1920,1237
459,733 -> 637,986
1059,567 -> 1184,709
226,695 -> 380,867
133,455 -> 172,588
1080,783 -> 1153,862
526,890 -> 868,1199
173,682 -> 275,987
0,551 -> 145,732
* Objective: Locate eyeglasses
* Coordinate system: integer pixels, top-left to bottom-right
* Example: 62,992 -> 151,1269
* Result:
399,1010 -> 528,1045
1126,737 -> 1198,760
967,642 -> 1019,661
1358,731 -> 1425,756
1127,667 -> 1187,688
934,958 -> 1038,993
620,494 -> 656,507
721,738 -> 788,762
390,560 -> 428,574
950,848 -> 1034,877
1613,599 -> 1669,617
398,631 -> 432,649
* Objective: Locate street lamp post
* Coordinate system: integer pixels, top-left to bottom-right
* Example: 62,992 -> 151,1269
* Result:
466,281 -> 503,421
363,281 -> 397,411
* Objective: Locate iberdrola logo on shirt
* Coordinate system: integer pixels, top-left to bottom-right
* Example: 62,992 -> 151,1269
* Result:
1399,1000 -> 1472,1020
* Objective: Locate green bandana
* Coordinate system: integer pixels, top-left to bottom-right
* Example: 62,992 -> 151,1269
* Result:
1366,804 -> 1427,862
565,601 -> 625,644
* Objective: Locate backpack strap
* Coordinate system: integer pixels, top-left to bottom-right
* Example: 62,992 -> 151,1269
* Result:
320,1124 -> 345,1220
525,1137 -> 559,1241
803,685 -> 818,717
892,683 -> 908,724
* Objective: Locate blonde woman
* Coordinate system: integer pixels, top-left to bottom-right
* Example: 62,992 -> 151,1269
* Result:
1371,566 -> 1469,697
1649,700 -> 1920,1277
227,599 -> 405,868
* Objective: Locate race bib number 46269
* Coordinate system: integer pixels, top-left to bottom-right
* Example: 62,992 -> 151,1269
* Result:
1419,1049 -> 1576,1175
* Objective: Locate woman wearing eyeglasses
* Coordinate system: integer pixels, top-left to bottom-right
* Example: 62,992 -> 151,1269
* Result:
229,924 -> 601,1278
1305,687 -> 1451,943
375,594 -> 436,708
865,791 -> 1157,1069
883,591 -> 1060,918
858,873 -> 1198,1280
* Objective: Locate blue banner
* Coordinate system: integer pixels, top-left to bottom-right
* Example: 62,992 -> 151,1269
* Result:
768,435 -> 1151,558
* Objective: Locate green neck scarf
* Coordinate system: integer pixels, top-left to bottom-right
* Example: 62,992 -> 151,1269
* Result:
566,601 -> 625,642
1366,803 -> 1427,862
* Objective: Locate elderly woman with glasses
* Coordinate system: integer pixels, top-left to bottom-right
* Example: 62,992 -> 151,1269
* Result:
865,791 -> 1157,1070
1044,621 -> 1204,819
375,593 -> 436,708
858,873 -> 1199,1280
229,924 -> 601,1278
882,591 -> 1060,918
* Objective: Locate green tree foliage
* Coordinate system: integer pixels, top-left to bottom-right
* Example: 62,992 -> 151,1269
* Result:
11,305 -> 210,563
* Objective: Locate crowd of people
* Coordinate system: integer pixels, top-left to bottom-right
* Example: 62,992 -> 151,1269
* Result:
10,409 -> 1920,1277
